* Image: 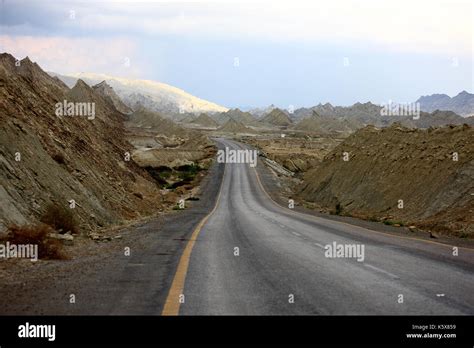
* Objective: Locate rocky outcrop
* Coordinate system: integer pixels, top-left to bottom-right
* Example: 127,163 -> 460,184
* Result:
0,53 -> 164,233
298,123 -> 474,237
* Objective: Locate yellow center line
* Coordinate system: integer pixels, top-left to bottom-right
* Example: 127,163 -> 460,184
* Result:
161,163 -> 226,316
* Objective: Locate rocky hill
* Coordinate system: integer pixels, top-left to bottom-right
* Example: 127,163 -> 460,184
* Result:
126,107 -> 188,136
292,102 -> 473,131
92,80 -> 132,114
298,123 -> 474,237
50,72 -> 229,116
260,108 -> 292,127
0,53 -> 164,233
294,102 -> 382,123
248,104 -> 277,118
414,110 -> 474,128
417,91 -> 474,116
218,119 -> 256,133
190,113 -> 219,128
293,111 -> 361,136
213,108 -> 260,126
125,106 -> 215,170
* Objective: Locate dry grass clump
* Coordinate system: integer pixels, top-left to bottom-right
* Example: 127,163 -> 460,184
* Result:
4,224 -> 67,260
40,204 -> 78,234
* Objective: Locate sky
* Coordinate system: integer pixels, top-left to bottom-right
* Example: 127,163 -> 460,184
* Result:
0,0 -> 472,108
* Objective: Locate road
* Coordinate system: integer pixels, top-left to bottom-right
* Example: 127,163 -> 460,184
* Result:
165,138 -> 474,315
2,138 -> 472,316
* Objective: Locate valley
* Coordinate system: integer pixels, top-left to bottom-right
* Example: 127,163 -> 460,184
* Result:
0,52 -> 473,316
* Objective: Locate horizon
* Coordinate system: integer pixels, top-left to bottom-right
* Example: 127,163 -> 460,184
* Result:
3,51 -> 473,112
1,0 -> 472,109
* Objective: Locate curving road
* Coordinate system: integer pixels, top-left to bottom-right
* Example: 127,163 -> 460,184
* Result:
171,138 -> 474,315
5,138 -> 472,316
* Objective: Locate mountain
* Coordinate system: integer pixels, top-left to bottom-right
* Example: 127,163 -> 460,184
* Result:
414,110 -> 474,128
92,80 -> 132,114
0,53 -> 164,232
180,114 -> 198,123
126,107 -> 188,137
260,108 -> 293,127
218,119 -> 256,133
248,104 -> 277,117
212,108 -> 260,126
306,102 -> 382,124
172,112 -> 197,122
294,111 -> 361,135
190,113 -> 219,128
292,101 -> 473,130
50,72 -> 228,116
416,91 -> 474,116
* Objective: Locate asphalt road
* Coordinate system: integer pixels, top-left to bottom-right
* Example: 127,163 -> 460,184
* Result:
175,138 -> 474,315
2,138 -> 472,316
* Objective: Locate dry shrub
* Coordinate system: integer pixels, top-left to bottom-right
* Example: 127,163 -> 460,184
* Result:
52,152 -> 66,164
40,204 -> 78,234
5,224 -> 67,260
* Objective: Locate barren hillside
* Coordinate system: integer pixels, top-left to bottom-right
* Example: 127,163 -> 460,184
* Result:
260,108 -> 292,127
298,123 -> 474,237
0,53 -> 164,233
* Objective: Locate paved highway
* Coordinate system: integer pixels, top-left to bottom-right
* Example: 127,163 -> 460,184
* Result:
5,138 -> 471,316
164,138 -> 474,315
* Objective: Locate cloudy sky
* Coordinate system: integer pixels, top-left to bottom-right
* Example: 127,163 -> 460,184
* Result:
0,0 -> 472,108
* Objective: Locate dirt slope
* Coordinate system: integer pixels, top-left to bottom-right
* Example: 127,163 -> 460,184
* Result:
190,113 -> 219,128
293,111 -> 360,136
92,80 -> 132,114
0,53 -> 164,233
298,123 -> 474,237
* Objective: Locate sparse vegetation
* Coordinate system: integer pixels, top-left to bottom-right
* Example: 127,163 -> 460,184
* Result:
4,224 -> 67,260
144,166 -> 169,186
145,165 -> 201,188
176,164 -> 201,182
40,204 -> 78,234
383,220 -> 404,226
51,152 -> 66,164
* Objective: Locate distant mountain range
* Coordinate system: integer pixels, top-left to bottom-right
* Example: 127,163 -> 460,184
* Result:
241,91 -> 474,120
49,72 -> 228,116
211,108 -> 261,126
416,91 -> 474,116
48,69 -> 474,132
291,102 -> 382,122
205,100 -> 473,136
247,104 -> 277,117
